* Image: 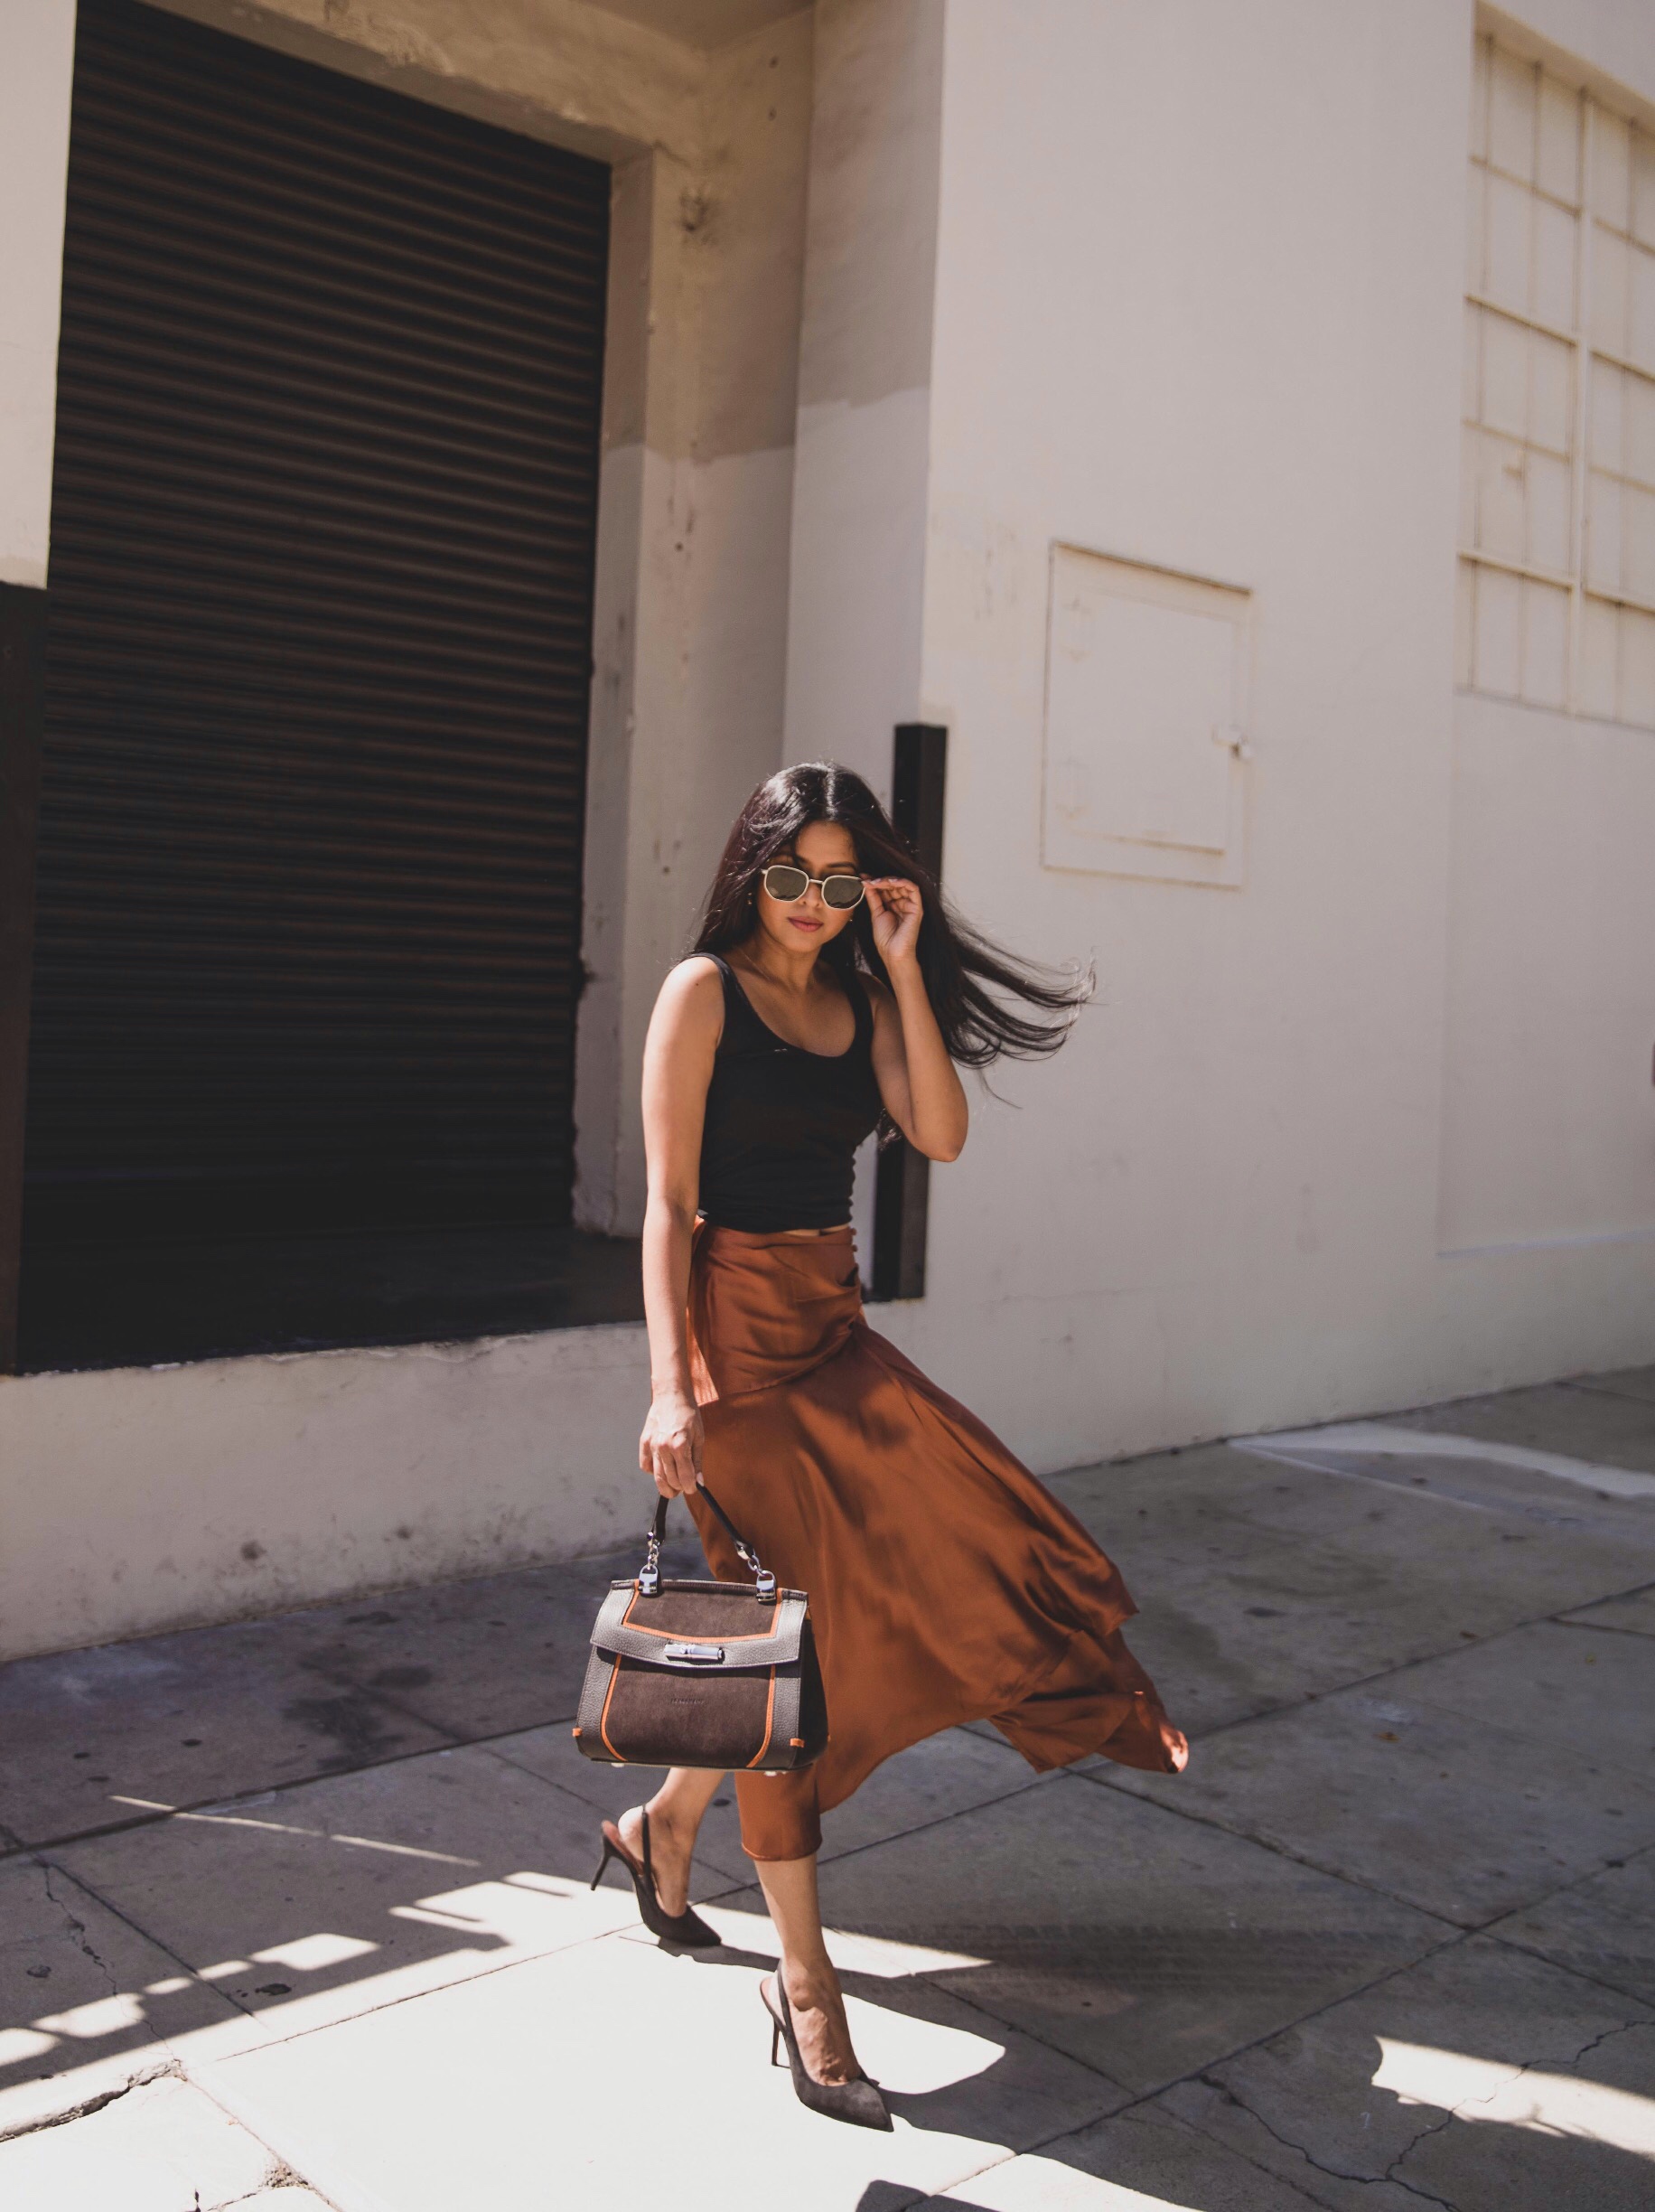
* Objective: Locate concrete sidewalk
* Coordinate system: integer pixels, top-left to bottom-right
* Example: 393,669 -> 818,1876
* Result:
2,1369 -> 1653,2211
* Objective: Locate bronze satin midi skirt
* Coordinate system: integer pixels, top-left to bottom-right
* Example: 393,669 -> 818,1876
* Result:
684,1222 -> 1187,1861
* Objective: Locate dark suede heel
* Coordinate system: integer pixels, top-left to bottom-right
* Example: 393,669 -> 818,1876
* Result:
590,1809 -> 721,1950
762,1975 -> 892,2131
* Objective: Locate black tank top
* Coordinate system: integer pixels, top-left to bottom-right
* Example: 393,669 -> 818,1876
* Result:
697,955 -> 884,1233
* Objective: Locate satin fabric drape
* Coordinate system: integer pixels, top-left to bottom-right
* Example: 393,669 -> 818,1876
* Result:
685,1222 -> 1188,1861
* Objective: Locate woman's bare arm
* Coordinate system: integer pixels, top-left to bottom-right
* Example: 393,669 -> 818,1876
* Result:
638,957 -> 723,1496
865,881 -> 968,1162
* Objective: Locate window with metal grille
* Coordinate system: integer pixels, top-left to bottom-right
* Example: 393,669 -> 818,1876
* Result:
1458,33 -> 1655,725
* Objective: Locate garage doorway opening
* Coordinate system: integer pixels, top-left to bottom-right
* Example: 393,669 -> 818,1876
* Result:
18,0 -> 640,1370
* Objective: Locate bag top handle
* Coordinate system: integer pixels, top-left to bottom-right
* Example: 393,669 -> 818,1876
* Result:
639,1484 -> 776,1604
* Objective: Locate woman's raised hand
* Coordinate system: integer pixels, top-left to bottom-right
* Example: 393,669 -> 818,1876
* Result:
640,1389 -> 704,1497
865,876 -> 922,969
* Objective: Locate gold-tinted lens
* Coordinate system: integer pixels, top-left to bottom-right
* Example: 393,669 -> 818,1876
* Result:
762,864 -> 809,903
822,875 -> 865,910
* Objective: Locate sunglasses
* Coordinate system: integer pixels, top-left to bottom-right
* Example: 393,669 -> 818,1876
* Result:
760,863 -> 866,912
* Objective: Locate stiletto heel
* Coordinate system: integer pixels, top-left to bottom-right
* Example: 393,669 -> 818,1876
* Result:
770,2018 -> 783,2068
592,1810 -> 720,1950
760,1976 -> 892,2131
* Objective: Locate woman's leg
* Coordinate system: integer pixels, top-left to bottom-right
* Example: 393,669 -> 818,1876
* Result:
756,1852 -> 865,2085
604,1766 -> 724,1916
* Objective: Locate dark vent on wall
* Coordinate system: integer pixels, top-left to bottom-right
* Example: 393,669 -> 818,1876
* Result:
24,0 -> 609,1257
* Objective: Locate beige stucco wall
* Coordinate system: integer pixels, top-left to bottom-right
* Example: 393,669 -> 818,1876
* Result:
4,0 -> 1653,1662
0,1325 -> 655,1661
783,0 -> 942,774
1485,0 -> 1655,108
1441,694 -> 1655,1254
1436,7 -> 1655,1271
787,0 -> 1655,1469
898,0 -> 1472,1459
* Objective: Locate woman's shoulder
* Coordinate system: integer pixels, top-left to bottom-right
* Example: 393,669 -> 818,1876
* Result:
667,952 -> 725,989
653,955 -> 728,1035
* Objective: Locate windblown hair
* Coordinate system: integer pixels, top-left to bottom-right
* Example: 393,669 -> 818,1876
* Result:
692,762 -> 1091,1069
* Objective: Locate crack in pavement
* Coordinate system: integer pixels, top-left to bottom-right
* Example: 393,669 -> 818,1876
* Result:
1,2076 -> 305,2209
1559,2014 -> 1650,2068
1001,2095 -> 1333,2212
211,2149 -> 307,2207
1380,2012 -> 1653,2200
40,1849 -> 266,2026
2,1856 -> 269,2158
0,2064 -> 179,2148
1383,2099 -> 1459,2199
1195,2071 -> 1457,2208
40,1860 -> 117,1995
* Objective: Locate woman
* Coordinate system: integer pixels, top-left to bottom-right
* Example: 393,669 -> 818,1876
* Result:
599,762 -> 1186,2130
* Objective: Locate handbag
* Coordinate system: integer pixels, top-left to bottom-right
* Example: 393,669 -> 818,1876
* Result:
573,1484 -> 828,1773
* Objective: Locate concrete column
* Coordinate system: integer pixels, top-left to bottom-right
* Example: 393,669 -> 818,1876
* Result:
782,0 -> 945,800
575,12 -> 813,1235
572,145 -> 697,1237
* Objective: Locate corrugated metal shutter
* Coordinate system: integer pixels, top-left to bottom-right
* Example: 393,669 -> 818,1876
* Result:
26,0 -> 608,1243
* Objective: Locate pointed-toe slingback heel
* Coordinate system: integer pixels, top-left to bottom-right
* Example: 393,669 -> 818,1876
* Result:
589,1808 -> 721,1950
762,1977 -> 893,2132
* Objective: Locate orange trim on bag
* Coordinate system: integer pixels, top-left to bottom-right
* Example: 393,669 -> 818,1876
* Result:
620,1592 -> 783,1642
744,1672 -> 777,1768
599,1664 -> 625,1761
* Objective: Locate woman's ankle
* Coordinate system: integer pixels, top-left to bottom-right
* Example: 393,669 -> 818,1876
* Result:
779,1954 -> 839,2017
640,1799 -> 694,1853
771,1961 -> 858,2084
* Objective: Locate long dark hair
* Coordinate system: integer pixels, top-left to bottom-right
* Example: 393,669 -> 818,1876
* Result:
692,762 -> 1090,1068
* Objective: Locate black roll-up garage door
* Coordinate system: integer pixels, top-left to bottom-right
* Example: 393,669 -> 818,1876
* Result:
25,0 -> 608,1250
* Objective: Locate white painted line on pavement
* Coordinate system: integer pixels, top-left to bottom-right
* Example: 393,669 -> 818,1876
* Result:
1233,1420 -> 1655,1502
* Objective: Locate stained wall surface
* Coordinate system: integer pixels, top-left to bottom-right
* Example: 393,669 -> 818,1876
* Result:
792,0 -> 1655,1467
3,0 -> 1653,1661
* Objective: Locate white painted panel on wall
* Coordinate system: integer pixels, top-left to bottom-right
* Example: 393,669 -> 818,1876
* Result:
1041,547 -> 1250,888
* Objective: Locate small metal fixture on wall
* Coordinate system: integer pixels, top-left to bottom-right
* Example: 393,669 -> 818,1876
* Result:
871,723 -> 946,1302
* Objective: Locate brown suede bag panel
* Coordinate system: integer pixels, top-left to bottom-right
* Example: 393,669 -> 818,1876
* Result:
602,1662 -> 776,1769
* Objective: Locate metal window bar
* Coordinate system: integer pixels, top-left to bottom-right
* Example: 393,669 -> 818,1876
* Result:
1461,35 -> 1655,726
1566,100 -> 1595,708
